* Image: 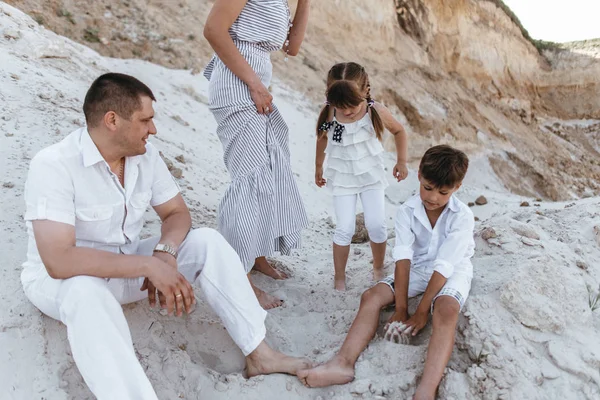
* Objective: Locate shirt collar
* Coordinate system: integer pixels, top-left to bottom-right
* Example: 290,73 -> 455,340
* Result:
80,128 -> 143,168
404,194 -> 460,213
80,128 -> 105,167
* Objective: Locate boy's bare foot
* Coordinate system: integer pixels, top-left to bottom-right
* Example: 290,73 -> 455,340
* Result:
334,275 -> 346,291
373,266 -> 385,281
254,257 -> 289,280
297,356 -> 355,388
246,342 -> 311,377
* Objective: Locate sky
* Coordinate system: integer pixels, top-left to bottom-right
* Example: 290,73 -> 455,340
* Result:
502,0 -> 600,43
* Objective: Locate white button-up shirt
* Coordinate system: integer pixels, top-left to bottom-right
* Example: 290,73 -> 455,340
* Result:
23,127 -> 180,269
392,194 -> 475,278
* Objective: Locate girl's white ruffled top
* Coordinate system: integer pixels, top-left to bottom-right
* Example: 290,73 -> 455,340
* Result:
323,113 -> 388,196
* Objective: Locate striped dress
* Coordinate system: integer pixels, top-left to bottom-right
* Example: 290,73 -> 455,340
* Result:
204,0 -> 308,272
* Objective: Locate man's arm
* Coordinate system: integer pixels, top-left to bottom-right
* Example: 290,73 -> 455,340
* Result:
152,193 -> 192,252
34,219 -> 195,315
33,220 -> 157,280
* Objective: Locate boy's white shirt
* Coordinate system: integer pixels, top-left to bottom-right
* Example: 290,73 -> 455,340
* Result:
392,194 -> 475,278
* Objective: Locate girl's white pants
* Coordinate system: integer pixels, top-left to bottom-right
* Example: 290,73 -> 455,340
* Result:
20,228 -> 267,400
333,189 -> 387,246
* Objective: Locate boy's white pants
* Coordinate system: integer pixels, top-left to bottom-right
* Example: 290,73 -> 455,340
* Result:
20,228 -> 267,400
333,189 -> 387,246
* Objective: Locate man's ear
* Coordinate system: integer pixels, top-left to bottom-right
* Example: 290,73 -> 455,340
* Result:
103,111 -> 118,132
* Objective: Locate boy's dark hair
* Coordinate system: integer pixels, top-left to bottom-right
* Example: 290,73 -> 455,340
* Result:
83,73 -> 156,127
419,145 -> 469,188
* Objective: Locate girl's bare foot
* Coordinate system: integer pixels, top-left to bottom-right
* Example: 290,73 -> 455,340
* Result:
246,342 -> 312,377
254,256 -> 289,280
297,356 -> 355,388
412,389 -> 435,400
334,274 -> 346,291
373,266 -> 385,281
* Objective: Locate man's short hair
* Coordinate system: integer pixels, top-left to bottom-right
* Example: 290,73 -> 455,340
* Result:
83,73 -> 156,127
419,145 -> 469,188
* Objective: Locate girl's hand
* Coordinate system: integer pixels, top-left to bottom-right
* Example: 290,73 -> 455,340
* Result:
393,163 -> 408,182
315,166 -> 326,187
249,81 -> 273,115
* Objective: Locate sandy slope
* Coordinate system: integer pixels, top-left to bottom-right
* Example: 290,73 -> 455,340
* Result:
1,4 -> 600,399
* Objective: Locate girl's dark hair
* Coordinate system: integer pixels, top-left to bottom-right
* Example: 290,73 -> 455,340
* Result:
316,62 -> 384,140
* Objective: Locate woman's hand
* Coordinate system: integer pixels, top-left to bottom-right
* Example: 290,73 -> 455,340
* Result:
249,81 -> 273,114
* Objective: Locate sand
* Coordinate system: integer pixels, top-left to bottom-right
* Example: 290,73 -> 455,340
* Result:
1,3 -> 600,399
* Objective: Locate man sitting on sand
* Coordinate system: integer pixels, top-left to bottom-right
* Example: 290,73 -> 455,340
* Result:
20,73 -> 309,400
298,145 -> 475,400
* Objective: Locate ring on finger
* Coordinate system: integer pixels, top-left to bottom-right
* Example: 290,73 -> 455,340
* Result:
265,106 -> 270,112
175,293 -> 182,298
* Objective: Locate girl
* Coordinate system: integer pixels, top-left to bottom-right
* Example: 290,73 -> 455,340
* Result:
315,62 -> 408,291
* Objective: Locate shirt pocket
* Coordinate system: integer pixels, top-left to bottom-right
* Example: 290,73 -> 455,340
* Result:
127,192 -> 152,235
75,206 -> 113,242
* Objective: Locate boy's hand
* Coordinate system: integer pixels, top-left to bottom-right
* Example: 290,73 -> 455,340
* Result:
387,310 -> 409,325
393,163 -> 408,182
403,309 -> 429,336
315,166 -> 326,187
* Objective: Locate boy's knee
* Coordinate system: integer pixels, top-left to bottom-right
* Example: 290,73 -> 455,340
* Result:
360,287 -> 385,307
433,296 -> 460,325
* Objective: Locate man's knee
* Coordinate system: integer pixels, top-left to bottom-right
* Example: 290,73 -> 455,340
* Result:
183,228 -> 224,248
432,297 -> 460,326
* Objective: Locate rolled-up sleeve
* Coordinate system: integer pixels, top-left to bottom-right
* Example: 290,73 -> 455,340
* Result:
149,147 -> 180,207
433,211 -> 475,278
392,205 -> 416,262
24,153 -> 75,225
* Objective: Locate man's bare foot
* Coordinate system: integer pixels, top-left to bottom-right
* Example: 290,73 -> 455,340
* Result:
249,277 -> 282,309
334,275 -> 346,291
297,356 -> 355,388
246,342 -> 312,378
373,266 -> 385,281
254,257 -> 289,280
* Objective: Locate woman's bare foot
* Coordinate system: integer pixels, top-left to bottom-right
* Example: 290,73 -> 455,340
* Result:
373,266 -> 385,281
334,274 -> 346,291
254,256 -> 289,280
297,356 -> 355,388
249,277 -> 282,309
246,342 -> 312,378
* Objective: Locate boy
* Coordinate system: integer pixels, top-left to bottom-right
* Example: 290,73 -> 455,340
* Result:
298,145 -> 475,400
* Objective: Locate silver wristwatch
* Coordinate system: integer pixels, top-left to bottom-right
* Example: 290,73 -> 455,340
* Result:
153,243 -> 178,259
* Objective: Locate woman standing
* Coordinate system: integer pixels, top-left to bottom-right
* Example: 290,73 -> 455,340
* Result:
204,0 -> 310,309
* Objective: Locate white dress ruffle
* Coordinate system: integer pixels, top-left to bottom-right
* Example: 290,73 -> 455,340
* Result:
323,113 -> 388,196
